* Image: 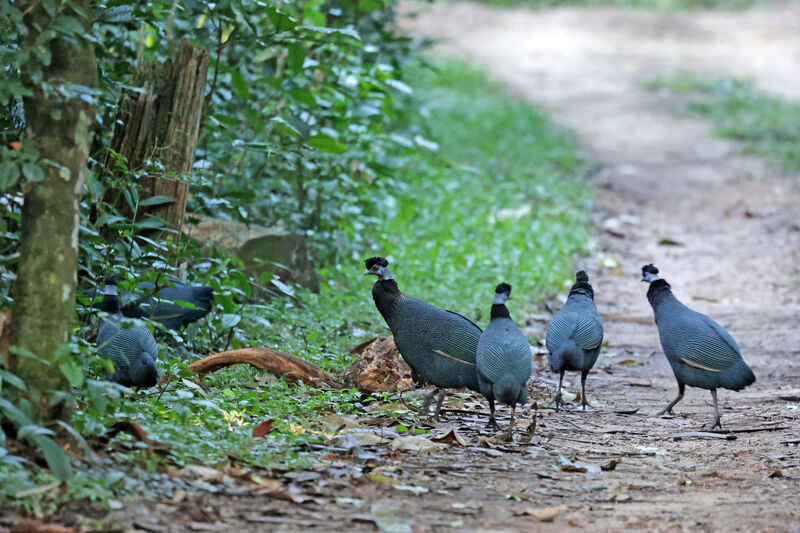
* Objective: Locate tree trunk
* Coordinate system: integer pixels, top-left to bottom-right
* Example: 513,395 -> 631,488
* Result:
9,1 -> 98,421
102,42 -> 208,234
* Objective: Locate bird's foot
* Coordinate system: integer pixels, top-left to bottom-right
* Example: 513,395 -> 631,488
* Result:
656,407 -> 674,417
554,393 -> 562,412
581,399 -> 591,411
704,417 -> 722,431
486,415 -> 499,430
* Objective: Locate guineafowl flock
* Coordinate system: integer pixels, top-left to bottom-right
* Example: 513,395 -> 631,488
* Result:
365,257 -> 755,439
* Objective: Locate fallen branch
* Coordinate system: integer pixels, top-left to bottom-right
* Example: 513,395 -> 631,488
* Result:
668,431 -> 736,441
189,347 -> 341,388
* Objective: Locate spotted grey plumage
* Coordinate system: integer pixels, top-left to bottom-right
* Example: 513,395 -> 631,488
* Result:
364,257 -> 480,419
477,282 -> 531,438
642,264 -> 755,429
546,270 -> 603,410
96,276 -> 160,388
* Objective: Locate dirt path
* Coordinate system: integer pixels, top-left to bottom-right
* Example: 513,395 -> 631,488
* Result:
25,4 -> 800,532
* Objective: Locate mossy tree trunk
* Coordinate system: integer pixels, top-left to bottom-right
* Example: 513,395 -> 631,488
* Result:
102,42 -> 208,234
8,1 -> 98,421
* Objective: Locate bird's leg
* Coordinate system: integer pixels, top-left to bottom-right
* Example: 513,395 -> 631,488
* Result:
486,397 -> 499,429
504,406 -> 515,442
432,389 -> 447,421
581,370 -> 590,410
421,388 -> 440,415
705,389 -> 722,431
555,371 -> 565,411
657,382 -> 685,416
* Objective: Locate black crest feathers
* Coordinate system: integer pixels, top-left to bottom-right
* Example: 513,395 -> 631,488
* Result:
495,282 -> 512,295
642,264 -> 659,276
365,257 -> 389,269
576,271 -> 589,283
104,274 -> 118,285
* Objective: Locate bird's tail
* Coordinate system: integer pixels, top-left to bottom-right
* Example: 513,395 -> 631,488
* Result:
549,339 -> 580,373
494,374 -> 528,408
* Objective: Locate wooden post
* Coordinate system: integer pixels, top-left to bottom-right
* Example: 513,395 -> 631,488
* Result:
102,41 -> 209,234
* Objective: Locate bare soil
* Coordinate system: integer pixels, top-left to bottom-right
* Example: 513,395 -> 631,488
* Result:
9,3 -> 800,532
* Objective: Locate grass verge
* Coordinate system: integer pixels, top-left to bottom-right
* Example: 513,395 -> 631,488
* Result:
646,73 -> 800,171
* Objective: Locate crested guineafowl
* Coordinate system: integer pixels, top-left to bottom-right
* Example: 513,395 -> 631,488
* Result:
642,264 -> 755,429
546,271 -> 604,410
88,279 -> 214,330
476,283 -> 531,439
364,257 -> 480,419
96,275 -> 160,388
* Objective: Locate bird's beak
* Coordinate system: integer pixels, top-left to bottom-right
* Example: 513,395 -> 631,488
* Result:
363,270 -> 371,275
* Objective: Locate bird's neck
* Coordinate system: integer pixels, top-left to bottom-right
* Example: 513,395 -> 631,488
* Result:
99,287 -> 122,314
372,279 -> 401,320
568,281 -> 594,300
646,279 -> 674,309
490,303 -> 511,320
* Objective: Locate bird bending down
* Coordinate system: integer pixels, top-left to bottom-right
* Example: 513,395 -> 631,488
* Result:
546,271 -> 604,411
476,283 -> 532,440
642,264 -> 755,430
96,275 -> 160,389
364,257 -> 481,420
88,279 -> 214,331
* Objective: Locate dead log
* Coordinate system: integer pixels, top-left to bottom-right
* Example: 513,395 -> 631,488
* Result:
101,41 -> 208,234
188,347 -> 341,388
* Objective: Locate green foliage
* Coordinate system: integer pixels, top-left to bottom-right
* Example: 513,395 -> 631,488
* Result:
646,74 -> 800,171
0,0 -> 591,513
478,0 -> 761,9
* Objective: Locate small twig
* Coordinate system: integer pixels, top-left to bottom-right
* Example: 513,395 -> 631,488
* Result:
122,273 -> 168,312
713,425 -> 789,434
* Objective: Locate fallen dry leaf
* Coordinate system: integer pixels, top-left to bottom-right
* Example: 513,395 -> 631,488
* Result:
432,428 -> 467,446
253,420 -> 275,437
11,520 -> 75,533
390,435 -> 447,453
322,413 -> 364,430
516,505 -> 567,522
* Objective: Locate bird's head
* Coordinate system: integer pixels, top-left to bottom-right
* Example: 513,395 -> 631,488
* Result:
641,264 -> 660,283
364,256 -> 393,281
575,270 -> 589,283
493,282 -> 512,304
103,274 -> 119,296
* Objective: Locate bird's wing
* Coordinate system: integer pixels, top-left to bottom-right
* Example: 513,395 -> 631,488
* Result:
677,314 -> 742,372
478,322 -> 530,382
572,312 -> 604,351
444,309 -> 482,333
431,309 -> 481,365
546,310 -> 577,353
137,326 -> 159,360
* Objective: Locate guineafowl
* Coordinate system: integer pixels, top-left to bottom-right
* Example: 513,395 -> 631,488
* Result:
546,271 -> 604,410
364,257 -> 480,419
642,264 -> 755,429
476,283 -> 531,438
88,279 -> 214,330
96,275 -> 160,388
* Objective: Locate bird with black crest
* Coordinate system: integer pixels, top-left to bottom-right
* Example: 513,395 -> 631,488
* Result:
546,270 -> 604,410
476,282 -> 531,439
364,256 -> 481,419
641,264 -> 755,429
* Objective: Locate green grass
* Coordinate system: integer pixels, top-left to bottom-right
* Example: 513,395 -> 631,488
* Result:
3,61 -> 590,513
646,73 -> 800,171
479,0 -> 761,10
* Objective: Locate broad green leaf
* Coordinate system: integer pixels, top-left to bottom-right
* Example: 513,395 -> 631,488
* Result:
306,134 -> 347,154
138,195 -> 175,207
270,117 -> 301,138
58,360 -> 84,388
287,43 -> 306,73
0,369 -> 27,391
265,5 -> 298,32
33,435 -> 72,480
230,69 -> 250,101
